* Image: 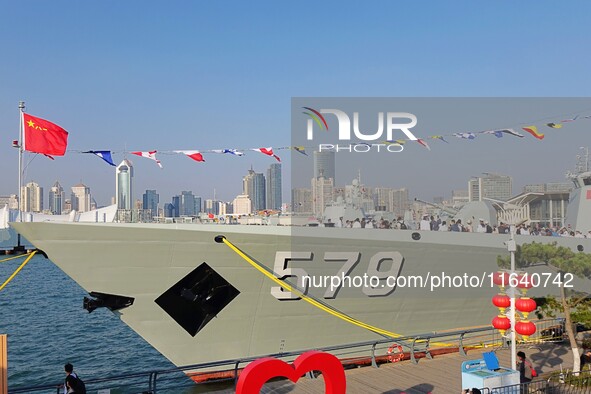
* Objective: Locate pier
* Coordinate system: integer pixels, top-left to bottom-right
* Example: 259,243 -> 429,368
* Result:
7,337 -> 588,393
259,342 -> 576,394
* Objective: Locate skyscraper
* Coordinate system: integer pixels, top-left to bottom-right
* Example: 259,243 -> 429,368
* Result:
469,173 -> 512,202
204,199 -> 219,215
0,195 -> 18,210
48,181 -> 65,214
71,183 -> 92,212
313,151 -> 335,181
163,203 -> 175,218
171,195 -> 180,217
194,196 -> 202,214
142,190 -> 159,217
180,191 -> 196,216
389,188 -> 410,217
20,182 -> 43,212
291,188 -> 312,214
311,175 -> 334,217
232,194 -> 252,215
266,163 -> 282,210
243,168 -> 266,212
116,159 -> 134,210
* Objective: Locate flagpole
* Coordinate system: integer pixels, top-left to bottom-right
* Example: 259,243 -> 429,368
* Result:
18,101 -> 25,222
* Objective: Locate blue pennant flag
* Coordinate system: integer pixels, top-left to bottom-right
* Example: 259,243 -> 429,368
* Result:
83,150 -> 116,166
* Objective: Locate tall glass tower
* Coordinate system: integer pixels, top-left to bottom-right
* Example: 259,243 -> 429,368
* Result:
266,163 -> 282,210
243,168 -> 266,211
71,183 -> 92,212
49,181 -> 65,214
180,191 -> 195,216
116,159 -> 134,210
313,151 -> 335,181
142,189 -> 159,217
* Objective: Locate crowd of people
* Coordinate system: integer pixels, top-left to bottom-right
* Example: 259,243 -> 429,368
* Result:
327,215 -> 591,238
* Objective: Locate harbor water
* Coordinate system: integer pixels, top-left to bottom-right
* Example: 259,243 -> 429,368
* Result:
0,231 -> 175,389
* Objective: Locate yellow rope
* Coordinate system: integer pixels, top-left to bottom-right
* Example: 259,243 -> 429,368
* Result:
0,254 -> 32,264
221,237 -> 408,338
0,251 -> 37,292
219,236 -> 524,350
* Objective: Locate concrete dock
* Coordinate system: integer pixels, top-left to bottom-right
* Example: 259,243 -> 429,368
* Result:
251,343 -> 575,394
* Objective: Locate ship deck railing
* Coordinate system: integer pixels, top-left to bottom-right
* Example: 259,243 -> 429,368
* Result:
7,317 -> 580,394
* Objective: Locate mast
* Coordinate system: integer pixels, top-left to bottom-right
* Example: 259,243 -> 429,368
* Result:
18,101 -> 25,220
16,101 -> 25,248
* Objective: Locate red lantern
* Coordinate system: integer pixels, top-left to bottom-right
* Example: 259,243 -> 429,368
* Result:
516,297 -> 537,319
492,293 -> 511,313
493,271 -> 509,289
492,315 -> 511,336
515,320 -> 536,339
516,274 -> 533,295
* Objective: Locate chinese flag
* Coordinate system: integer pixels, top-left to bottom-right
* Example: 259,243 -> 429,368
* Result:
22,113 -> 69,156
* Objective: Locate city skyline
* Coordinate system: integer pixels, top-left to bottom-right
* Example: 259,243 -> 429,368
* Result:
1,158 -> 584,214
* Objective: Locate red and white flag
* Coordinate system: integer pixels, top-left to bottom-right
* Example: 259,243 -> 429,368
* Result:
22,113 -> 69,157
416,139 -> 431,151
175,150 -> 205,162
131,150 -> 163,168
252,147 -> 280,162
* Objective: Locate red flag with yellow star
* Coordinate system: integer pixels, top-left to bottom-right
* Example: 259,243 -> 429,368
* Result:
22,113 -> 69,156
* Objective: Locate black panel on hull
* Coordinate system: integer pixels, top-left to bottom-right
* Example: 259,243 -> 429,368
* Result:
155,262 -> 240,337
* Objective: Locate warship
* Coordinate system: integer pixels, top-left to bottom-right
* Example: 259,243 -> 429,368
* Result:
9,165 -> 591,372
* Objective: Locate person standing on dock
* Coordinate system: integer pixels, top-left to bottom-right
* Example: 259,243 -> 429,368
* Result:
516,351 -> 533,393
63,363 -> 77,394
65,375 -> 81,393
581,349 -> 591,371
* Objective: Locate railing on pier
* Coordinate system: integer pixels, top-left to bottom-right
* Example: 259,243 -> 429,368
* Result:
480,369 -> 591,393
7,318 -> 579,394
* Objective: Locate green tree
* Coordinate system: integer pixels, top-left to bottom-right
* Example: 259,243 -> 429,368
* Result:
498,242 -> 591,373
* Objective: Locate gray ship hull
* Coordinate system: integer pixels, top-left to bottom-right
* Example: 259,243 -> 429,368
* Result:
11,222 -> 591,368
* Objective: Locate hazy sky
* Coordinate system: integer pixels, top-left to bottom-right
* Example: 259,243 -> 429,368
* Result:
1,1 -> 591,206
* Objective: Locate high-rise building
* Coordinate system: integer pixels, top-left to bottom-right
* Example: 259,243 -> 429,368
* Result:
311,175 -> 334,217
451,189 -> 469,206
243,168 -> 266,212
0,195 -> 18,210
163,203 -> 175,218
469,174 -> 512,202
266,163 -> 282,210
63,199 -> 72,213
313,151 -> 335,181
171,195 -> 180,217
292,188 -> 312,214
48,181 -> 65,214
232,194 -> 252,215
116,159 -> 134,210
374,187 -> 393,212
20,182 -> 43,212
389,188 -> 410,217
218,201 -> 232,215
180,191 -> 195,216
194,196 -> 202,214
71,184 -> 92,212
204,199 -> 219,215
142,190 -> 159,217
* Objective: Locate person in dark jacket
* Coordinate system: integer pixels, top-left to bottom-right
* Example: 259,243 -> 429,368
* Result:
581,349 -> 591,371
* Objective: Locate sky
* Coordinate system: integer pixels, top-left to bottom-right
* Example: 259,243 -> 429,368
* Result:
1,1 -> 591,207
